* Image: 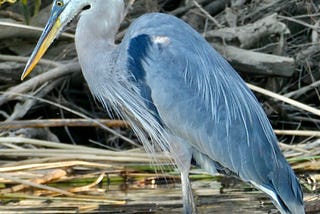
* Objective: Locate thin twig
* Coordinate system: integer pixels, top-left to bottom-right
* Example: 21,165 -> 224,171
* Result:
0,54 -> 61,67
284,79 -> 320,99
192,0 -> 222,28
247,83 -> 320,117
0,118 -> 129,129
0,172 -> 74,196
278,15 -> 320,32
0,160 -> 122,172
279,142 -> 311,154
274,129 -> 320,137
0,21 -> 75,38
69,173 -> 105,193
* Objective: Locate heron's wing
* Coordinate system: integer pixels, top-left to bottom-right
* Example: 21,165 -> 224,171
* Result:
124,14 -> 278,178
127,34 -> 275,178
124,13 -> 303,212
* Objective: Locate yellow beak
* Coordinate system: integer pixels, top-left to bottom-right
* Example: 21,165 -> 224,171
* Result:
21,15 -> 62,80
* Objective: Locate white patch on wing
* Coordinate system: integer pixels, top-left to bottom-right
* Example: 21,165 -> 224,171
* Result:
152,36 -> 171,46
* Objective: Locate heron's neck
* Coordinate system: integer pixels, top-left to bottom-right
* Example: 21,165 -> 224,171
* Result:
74,0 -> 125,96
75,0 -> 124,52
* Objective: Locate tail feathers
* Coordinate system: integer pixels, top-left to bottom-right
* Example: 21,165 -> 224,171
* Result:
192,151 -> 305,214
251,163 -> 305,214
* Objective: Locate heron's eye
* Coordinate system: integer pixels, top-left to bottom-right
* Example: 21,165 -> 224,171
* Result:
56,0 -> 64,7
82,5 -> 91,10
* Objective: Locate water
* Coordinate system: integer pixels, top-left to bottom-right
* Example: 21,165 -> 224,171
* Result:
96,176 -> 277,213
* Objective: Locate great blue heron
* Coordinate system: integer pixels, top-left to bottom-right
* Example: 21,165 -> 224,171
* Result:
21,0 -> 304,213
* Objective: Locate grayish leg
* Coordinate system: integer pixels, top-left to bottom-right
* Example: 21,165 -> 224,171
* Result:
168,135 -> 197,214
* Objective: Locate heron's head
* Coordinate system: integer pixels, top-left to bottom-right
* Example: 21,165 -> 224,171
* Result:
21,0 -> 91,80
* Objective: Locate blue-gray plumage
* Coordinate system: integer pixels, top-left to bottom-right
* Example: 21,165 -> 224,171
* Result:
22,0 -> 304,213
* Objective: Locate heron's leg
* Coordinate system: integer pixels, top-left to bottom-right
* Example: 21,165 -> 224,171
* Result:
168,135 -> 197,214
180,169 -> 197,214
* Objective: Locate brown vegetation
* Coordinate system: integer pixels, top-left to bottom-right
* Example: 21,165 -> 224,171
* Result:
0,0 -> 319,213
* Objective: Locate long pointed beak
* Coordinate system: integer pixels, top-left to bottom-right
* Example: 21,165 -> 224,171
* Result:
21,14 -> 62,80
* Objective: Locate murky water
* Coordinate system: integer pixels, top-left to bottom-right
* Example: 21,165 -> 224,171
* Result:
97,177 -> 277,214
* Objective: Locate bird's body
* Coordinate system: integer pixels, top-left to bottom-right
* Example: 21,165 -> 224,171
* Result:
22,0 -> 304,213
